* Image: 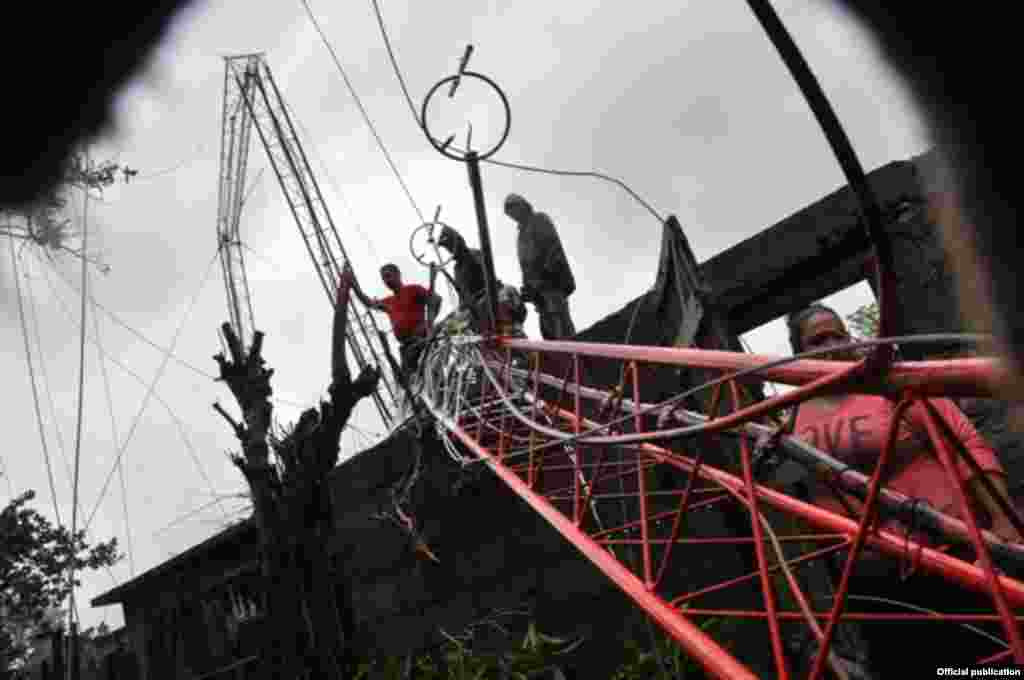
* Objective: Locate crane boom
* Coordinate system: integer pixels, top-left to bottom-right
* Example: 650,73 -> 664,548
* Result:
221,54 -> 397,427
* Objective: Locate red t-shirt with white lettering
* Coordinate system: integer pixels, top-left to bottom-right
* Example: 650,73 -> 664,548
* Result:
794,394 -> 1003,541
378,284 -> 430,340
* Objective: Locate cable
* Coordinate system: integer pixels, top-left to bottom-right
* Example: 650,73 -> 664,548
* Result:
469,331 -> 993,452
68,179 -> 90,643
368,0 -> 665,226
369,0 -> 420,126
49,262 -> 217,381
841,594 -> 1008,649
23,259 -> 75,491
152,497 -> 252,537
89,270 -> 136,578
718,474 -> 851,679
34,250 -> 232,523
300,0 -> 425,223
8,235 -> 63,526
132,144 -> 207,182
49,245 -> 316,415
0,455 -> 13,498
84,250 -> 222,534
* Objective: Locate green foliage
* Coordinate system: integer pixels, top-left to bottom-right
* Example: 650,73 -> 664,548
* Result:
610,617 -> 729,680
353,618 -> 580,679
846,301 -> 880,339
1,490 -> 121,672
354,616 -> 739,679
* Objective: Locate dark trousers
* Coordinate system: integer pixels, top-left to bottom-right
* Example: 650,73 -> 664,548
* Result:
398,334 -> 427,378
535,290 -> 575,340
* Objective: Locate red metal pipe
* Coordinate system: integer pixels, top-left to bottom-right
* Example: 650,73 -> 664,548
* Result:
588,495 -> 731,541
510,362 -> 1024,566
529,457 -> 660,505
573,354 -> 582,526
605,535 -> 847,545
729,381 -> 790,680
575,445 -> 608,533
631,361 -> 655,590
497,351 -> 512,462
979,649 -> 1015,665
528,355 -> 541,489
653,448 -> 707,590
665,442 -> 1024,607
808,396 -> 909,679
502,338 -> 1011,397
684,609 -> 1024,623
917,400 -> 1024,662
514,381 -> 1024,606
672,542 -> 851,607
440,417 -> 760,680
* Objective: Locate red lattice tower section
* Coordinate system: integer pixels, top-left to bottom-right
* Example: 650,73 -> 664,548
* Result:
418,334 -> 1024,679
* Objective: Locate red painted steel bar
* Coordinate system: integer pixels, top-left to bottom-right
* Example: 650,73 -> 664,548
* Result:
979,649 -> 1015,665
685,609 -> 1024,622
653,447 -> 707,590
672,542 -> 852,607
507,361 -> 1024,570
502,338 -> 1011,397
587,495 -> 730,541
630,361 -> 655,590
573,354 -> 582,525
514,380 -> 1024,606
605,535 -> 847,545
426,340 -> 1024,676
729,381 -> 790,679
436,413 -> 760,680
808,397 -> 910,679
528,354 -> 541,489
916,399 -> 1024,662
475,359 -> 488,442
575,445 -> 608,533
635,441 -> 1024,607
497,351 -> 512,462
653,381 -> 727,591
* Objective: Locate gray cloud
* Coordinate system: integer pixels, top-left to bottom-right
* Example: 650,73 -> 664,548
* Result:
0,0 -> 929,630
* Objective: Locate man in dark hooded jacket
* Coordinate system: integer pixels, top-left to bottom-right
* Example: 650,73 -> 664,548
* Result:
503,193 -> 576,340
437,224 -> 527,336
436,225 -> 487,309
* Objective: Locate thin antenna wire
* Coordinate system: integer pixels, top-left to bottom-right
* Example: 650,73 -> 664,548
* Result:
90,270 -> 136,578
300,0 -> 426,223
67,154 -> 91,668
35,251 -> 231,530
8,236 -> 63,526
23,259 -> 75,491
368,0 -> 665,225
84,249 -> 222,534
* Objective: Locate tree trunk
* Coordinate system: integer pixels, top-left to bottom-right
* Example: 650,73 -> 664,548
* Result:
213,275 -> 381,680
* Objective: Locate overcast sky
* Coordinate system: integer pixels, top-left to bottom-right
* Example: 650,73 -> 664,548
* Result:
0,0 -> 931,631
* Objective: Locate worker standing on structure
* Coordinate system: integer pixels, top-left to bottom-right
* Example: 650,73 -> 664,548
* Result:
504,193 -> 577,340
343,263 -> 441,377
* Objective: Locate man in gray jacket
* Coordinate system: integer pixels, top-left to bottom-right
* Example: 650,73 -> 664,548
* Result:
503,193 -> 576,340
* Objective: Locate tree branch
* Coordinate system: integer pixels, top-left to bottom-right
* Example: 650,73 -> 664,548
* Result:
322,275 -> 380,453
213,402 -> 245,440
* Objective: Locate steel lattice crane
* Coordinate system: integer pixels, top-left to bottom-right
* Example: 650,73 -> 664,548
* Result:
215,53 -> 397,427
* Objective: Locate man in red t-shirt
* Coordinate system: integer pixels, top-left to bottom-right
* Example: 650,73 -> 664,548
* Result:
344,263 -> 440,377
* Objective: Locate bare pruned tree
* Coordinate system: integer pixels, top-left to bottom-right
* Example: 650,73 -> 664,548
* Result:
213,274 -> 379,679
